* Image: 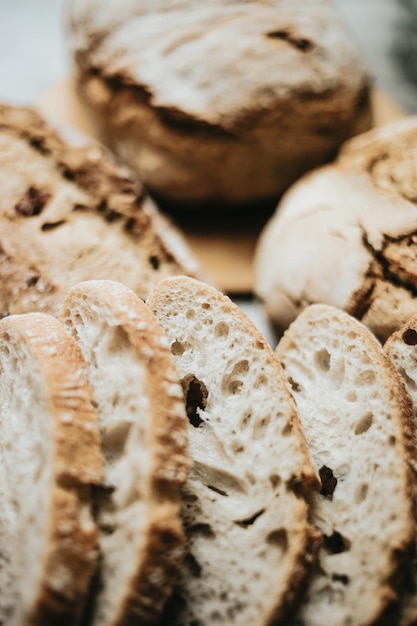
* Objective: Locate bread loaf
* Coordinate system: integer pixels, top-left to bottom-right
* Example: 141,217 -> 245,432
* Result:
0,102 -> 199,318
68,0 -> 371,209
60,279 -> 190,626
385,315 -> 417,626
147,276 -> 320,626
255,116 -> 417,342
0,312 -> 102,625
276,304 -> 417,626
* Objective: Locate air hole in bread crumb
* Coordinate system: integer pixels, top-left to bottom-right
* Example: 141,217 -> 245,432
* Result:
389,435 -> 396,446
234,509 -> 265,528
253,414 -> 271,439
323,531 -> 351,554
282,421 -> 293,436
231,440 -> 245,454
319,466 -> 337,499
314,348 -> 331,372
188,523 -> 215,539
240,410 -> 252,428
222,360 -> 249,395
403,328 -> 417,345
186,309 -> 195,319
332,573 -> 350,585
355,482 -> 369,504
207,485 -> 228,497
354,412 -> 373,435
149,255 -> 160,270
355,369 -> 376,386
214,321 -> 229,338
106,325 -> 131,355
171,340 -> 185,356
266,528 -> 288,551
399,366 -> 417,391
102,421 -> 132,462
266,29 -> 313,52
202,302 -> 210,309
41,220 -> 67,231
255,374 -> 268,387
346,391 -> 357,402
181,374 -> 208,428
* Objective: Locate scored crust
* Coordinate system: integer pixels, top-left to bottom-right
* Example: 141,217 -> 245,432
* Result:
0,312 -> 102,625
68,0 -> 372,207
147,276 -> 321,626
255,115 -> 417,342
276,304 -> 417,626
60,279 -> 190,626
0,102 -> 199,319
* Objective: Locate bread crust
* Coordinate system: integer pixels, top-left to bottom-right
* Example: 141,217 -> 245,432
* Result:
0,312 -> 102,625
68,0 -> 372,207
60,280 -> 190,626
0,102 -> 199,319
255,115 -> 417,342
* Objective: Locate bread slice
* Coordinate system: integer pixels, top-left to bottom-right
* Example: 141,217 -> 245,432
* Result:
276,304 -> 417,626
384,315 -> 417,626
147,276 -> 320,626
59,279 -> 190,626
0,312 -> 102,625
0,102 -> 200,318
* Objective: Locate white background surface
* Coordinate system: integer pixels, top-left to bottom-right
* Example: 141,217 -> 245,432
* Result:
0,0 -> 416,346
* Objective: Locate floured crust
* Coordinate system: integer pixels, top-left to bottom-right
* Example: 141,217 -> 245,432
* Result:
277,304 -> 417,626
60,280 -> 190,626
0,102 -> 200,319
0,312 -> 102,624
148,276 -> 321,626
68,0 -> 372,206
255,115 -> 417,342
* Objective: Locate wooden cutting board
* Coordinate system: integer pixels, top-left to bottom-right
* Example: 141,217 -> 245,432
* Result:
38,77 -> 405,294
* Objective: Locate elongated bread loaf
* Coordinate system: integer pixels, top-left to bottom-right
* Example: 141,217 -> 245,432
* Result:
60,280 -> 190,626
276,304 -> 417,626
385,315 -> 417,626
0,312 -> 102,625
147,276 -> 320,626
0,102 -> 199,318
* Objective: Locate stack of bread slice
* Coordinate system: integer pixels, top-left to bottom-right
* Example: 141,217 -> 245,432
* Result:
1,276 -> 417,626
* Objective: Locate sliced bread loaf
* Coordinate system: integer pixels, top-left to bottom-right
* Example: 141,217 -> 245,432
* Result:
385,315 -> 417,626
147,276 -> 320,626
0,312 -> 102,625
276,304 -> 417,626
59,279 -> 190,626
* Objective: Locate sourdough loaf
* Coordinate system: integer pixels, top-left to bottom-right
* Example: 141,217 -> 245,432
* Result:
255,115 -> 417,342
147,276 -> 320,626
68,0 -> 371,209
59,280 -> 190,626
276,304 -> 417,626
0,312 -> 102,625
0,102 -> 199,318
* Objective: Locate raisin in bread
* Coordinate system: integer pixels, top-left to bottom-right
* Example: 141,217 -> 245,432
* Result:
147,276 -> 320,626
0,102 -> 199,318
276,304 -> 417,626
59,279 -> 190,626
0,312 -> 102,625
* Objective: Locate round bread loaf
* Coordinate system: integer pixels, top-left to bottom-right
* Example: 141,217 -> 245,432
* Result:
0,102 -> 199,318
68,0 -> 372,209
254,115 -> 417,343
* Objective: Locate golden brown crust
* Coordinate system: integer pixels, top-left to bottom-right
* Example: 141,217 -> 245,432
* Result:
0,102 -> 199,318
0,312 -> 102,625
60,279 -> 190,626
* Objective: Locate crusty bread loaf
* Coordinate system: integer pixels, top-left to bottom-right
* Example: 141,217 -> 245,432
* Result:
385,315 -> 417,626
0,312 -> 102,625
276,304 -> 417,626
68,0 -> 371,209
59,279 -> 190,626
255,115 -> 417,342
0,102 -> 199,318
147,276 -> 320,626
